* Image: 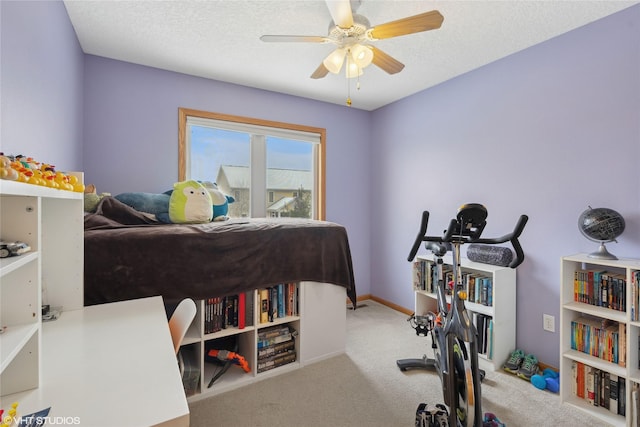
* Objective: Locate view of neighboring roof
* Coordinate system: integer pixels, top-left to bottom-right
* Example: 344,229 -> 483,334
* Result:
268,197 -> 296,212
218,165 -> 312,190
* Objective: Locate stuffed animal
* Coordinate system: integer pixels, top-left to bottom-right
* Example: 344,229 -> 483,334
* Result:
84,184 -> 111,213
201,181 -> 235,221
168,180 -> 213,223
0,154 -> 19,181
115,191 -> 171,217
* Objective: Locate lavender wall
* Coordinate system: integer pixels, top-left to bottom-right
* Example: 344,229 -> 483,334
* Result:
370,5 -> 640,367
0,1 -> 84,171
83,56 -> 372,297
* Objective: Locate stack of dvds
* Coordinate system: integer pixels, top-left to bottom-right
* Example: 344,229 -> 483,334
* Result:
257,324 -> 297,373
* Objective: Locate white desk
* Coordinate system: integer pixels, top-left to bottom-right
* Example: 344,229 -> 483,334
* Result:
0,296 -> 189,427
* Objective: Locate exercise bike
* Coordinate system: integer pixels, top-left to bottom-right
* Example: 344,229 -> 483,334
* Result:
401,204 -> 527,427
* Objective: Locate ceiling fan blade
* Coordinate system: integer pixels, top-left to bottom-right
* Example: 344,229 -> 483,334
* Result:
369,10 -> 443,40
325,0 -> 353,28
311,63 -> 330,79
370,46 -> 405,74
260,35 -> 329,43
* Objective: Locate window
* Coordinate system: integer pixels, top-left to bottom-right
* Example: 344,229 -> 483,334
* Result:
179,108 -> 325,220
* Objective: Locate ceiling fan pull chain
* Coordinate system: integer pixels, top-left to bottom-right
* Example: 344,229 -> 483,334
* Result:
346,53 -> 352,106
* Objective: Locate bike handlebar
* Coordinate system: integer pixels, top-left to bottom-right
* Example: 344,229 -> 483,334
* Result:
407,210 -> 528,269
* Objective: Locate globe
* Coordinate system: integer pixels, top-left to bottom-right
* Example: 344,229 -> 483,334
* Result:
578,206 -> 625,259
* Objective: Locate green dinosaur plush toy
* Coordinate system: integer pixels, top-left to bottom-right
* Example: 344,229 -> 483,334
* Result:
168,180 -> 213,223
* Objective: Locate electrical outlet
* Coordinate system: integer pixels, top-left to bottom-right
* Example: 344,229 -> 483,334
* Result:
543,314 -> 555,332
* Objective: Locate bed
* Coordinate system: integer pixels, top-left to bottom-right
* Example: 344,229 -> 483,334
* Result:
84,196 -> 357,308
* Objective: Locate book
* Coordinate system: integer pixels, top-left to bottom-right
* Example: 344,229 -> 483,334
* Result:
609,374 -> 619,414
269,286 -> 278,321
619,322 -> 627,367
571,360 -> 578,396
413,261 -> 423,291
222,295 -> 235,329
245,290 -> 254,327
620,376 -> 626,416
594,368 -> 600,407
257,339 -> 295,359
238,291 -> 246,329
257,350 -> 296,373
258,325 -> 291,340
286,283 -> 295,316
277,283 -> 285,319
632,271 -> 637,321
585,365 -> 595,405
576,362 -> 584,399
260,288 -> 269,323
258,331 -> 294,349
487,318 -> 494,359
603,371 -> 610,410
632,386 -> 639,427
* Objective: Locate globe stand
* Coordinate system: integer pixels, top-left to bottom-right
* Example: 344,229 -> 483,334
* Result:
588,242 -> 618,260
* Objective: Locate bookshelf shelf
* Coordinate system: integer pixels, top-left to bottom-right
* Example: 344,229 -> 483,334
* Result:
182,281 -> 347,402
412,255 -> 516,371
560,253 -> 640,427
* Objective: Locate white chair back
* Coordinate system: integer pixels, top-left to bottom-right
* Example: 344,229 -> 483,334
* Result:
169,298 -> 197,354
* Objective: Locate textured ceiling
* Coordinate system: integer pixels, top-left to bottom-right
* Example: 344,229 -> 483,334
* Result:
63,0 -> 638,111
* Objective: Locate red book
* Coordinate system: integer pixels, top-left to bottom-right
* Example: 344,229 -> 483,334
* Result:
238,292 -> 246,329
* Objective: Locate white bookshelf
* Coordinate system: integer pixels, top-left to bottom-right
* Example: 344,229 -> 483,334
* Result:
0,180 -> 83,396
560,253 -> 640,427
182,281 -> 347,401
412,255 -> 516,371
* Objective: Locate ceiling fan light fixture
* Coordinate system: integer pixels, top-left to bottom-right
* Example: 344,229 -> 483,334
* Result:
323,47 -> 346,74
351,44 -> 373,68
345,60 -> 363,78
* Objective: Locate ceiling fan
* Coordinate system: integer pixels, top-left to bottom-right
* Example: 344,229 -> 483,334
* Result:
260,0 -> 444,80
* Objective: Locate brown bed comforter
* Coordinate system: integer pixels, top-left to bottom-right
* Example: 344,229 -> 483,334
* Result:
84,197 -> 356,307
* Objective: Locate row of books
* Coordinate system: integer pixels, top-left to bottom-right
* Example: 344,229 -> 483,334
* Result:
412,260 -> 494,306
257,324 -> 297,373
204,291 -> 254,334
475,313 -> 493,358
259,283 -> 299,324
573,268 -> 627,312
571,361 -> 626,416
570,315 -> 626,366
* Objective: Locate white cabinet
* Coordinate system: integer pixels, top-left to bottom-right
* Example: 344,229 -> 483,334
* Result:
0,180 -> 83,396
560,254 -> 640,427
182,281 -> 346,401
412,255 -> 516,371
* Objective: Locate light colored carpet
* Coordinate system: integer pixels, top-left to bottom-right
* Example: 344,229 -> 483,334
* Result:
189,300 -> 607,427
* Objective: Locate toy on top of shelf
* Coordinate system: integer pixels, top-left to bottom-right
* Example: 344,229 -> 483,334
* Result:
0,153 -> 85,192
168,180 -> 213,224
201,181 -> 235,221
84,184 -> 112,213
0,155 -> 19,181
0,241 -> 32,258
